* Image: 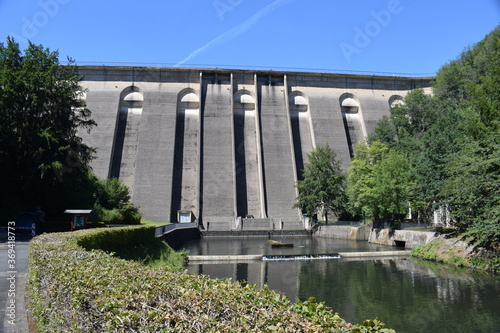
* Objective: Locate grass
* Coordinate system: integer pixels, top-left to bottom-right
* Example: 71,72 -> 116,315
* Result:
412,237 -> 500,272
111,236 -> 187,271
140,218 -> 171,226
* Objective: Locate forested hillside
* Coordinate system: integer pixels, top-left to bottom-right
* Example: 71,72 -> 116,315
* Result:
364,26 -> 499,249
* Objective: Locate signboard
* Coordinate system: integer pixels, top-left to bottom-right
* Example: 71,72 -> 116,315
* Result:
73,215 -> 85,228
64,209 -> 92,231
179,212 -> 191,223
178,210 -> 194,223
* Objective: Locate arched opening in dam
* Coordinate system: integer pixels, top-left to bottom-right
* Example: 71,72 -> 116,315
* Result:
340,93 -> 366,158
109,86 -> 144,198
289,91 -> 314,181
233,90 -> 262,218
171,89 -> 200,222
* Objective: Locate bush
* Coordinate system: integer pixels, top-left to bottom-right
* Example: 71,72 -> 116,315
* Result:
89,178 -> 142,225
120,202 -> 142,225
29,227 -> 395,332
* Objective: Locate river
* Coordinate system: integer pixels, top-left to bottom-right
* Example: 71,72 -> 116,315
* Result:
182,236 -> 500,333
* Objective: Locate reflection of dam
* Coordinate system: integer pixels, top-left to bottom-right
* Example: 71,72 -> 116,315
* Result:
79,67 -> 432,228
190,261 -> 301,302
187,256 -> 500,333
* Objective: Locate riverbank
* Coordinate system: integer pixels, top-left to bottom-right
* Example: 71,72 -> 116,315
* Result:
313,224 -> 499,273
411,235 -> 500,273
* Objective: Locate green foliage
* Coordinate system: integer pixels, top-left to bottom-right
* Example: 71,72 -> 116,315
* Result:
436,27 -> 500,248
28,228 -> 395,332
294,143 -> 347,222
347,141 -> 411,222
389,89 -> 440,139
411,240 -> 440,261
76,225 -> 156,253
368,115 -> 396,145
366,26 -> 500,250
75,225 -> 187,270
89,177 -> 142,224
411,239 -> 474,269
371,150 -> 411,218
412,237 -> 500,272
95,177 -> 131,209
0,37 -> 142,225
294,297 -> 394,333
441,134 -> 500,245
0,37 -> 96,220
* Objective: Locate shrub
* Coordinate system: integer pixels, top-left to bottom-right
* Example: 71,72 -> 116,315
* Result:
89,178 -> 142,225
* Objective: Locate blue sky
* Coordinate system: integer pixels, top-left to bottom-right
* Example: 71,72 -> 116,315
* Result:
0,0 -> 498,75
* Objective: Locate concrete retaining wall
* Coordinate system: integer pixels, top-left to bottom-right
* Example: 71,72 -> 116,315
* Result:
314,225 -> 438,249
313,224 -> 371,241
368,228 -> 438,249
159,227 -> 201,250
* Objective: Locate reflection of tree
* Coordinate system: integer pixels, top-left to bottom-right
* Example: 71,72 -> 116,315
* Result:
297,259 -> 499,333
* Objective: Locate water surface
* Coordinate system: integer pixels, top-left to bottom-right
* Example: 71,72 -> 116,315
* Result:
183,236 -> 500,333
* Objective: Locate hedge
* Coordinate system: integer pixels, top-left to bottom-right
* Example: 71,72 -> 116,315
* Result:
28,226 -> 395,332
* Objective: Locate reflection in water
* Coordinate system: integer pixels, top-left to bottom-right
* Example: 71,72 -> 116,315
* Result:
184,237 -> 500,333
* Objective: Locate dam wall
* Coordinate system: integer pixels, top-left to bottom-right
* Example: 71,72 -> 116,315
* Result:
78,66 -> 433,227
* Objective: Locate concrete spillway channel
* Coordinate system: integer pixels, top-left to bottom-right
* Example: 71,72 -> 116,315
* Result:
187,251 -> 412,262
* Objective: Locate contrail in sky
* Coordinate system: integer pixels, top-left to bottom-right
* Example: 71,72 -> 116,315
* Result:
175,0 -> 297,67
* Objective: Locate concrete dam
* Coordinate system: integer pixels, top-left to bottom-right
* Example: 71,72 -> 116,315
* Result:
78,66 -> 432,230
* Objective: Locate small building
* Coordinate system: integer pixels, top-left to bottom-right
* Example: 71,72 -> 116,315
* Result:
64,209 -> 92,231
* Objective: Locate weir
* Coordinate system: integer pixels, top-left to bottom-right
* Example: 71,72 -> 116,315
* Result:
188,251 -> 411,261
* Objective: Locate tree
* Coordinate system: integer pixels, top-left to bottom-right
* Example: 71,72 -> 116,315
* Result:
368,115 -> 396,145
347,141 -> 388,221
293,143 -> 347,223
389,89 -> 439,140
347,141 -> 411,223
91,177 -> 142,225
371,150 -> 411,220
441,134 -> 500,246
0,37 -> 95,220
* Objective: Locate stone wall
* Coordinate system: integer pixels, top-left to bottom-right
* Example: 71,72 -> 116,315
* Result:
313,224 -> 371,241
368,228 -> 438,249
314,225 -> 438,249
